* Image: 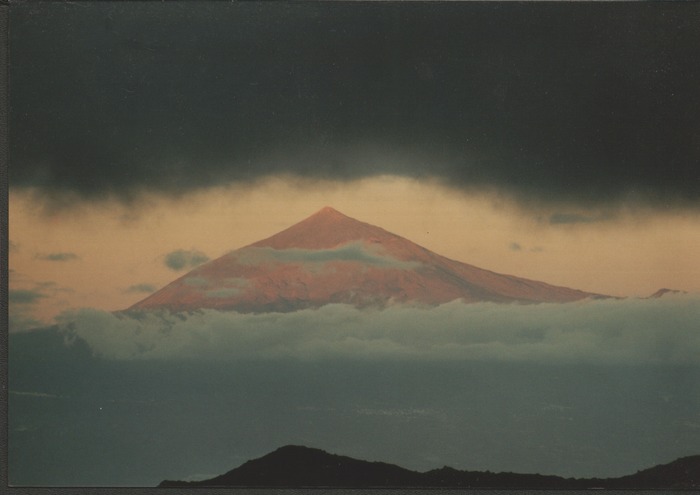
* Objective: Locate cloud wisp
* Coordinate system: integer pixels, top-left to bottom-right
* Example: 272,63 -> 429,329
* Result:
164,250 -> 210,271
235,244 -> 421,271
57,296 -> 700,365
9,289 -> 48,305
34,252 -> 80,262
549,213 -> 612,226
9,289 -> 49,332
8,276 -> 76,332
124,283 -> 157,294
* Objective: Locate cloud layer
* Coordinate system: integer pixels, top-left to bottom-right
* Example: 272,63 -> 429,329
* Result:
10,2 -> 700,210
57,296 -> 700,365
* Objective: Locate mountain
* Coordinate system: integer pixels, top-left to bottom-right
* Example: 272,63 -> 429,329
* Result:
130,206 -> 605,313
158,445 -> 700,489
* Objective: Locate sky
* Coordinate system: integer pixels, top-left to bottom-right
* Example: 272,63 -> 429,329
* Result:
8,1 -> 700,328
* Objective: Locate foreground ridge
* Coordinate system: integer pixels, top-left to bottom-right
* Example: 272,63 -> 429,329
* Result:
158,445 -> 700,489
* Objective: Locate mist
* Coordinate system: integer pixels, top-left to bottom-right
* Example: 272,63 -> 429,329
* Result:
57,296 -> 700,365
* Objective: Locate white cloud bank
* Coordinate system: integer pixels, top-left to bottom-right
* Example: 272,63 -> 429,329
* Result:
56,296 -> 700,365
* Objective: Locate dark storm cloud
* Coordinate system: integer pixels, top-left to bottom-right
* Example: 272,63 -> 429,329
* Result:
9,2 -> 700,209
164,249 -> 209,271
35,252 -> 80,262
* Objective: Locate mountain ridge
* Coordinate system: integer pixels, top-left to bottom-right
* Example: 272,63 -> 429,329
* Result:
130,207 -> 607,313
158,445 -> 700,489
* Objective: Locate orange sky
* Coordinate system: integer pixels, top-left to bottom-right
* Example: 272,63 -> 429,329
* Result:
9,175 -> 700,328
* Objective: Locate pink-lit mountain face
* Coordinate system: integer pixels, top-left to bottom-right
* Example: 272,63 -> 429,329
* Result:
129,207 -> 603,313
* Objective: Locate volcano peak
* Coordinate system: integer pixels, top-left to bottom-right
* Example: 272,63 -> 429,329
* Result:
129,208 -> 606,313
313,206 -> 347,218
249,207 -> 391,250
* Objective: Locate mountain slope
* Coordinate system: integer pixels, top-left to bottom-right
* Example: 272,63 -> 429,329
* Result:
158,445 -> 700,489
609,455 -> 700,489
130,207 -> 604,313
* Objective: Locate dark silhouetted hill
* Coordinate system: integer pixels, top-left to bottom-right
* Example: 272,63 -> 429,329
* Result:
608,455 -> 700,490
158,445 -> 700,489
